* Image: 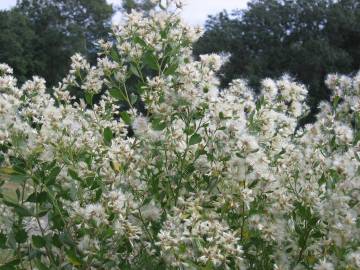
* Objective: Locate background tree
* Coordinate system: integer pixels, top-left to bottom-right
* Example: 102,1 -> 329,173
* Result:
0,0 -> 114,86
194,0 -> 360,118
0,10 -> 36,83
121,0 -> 156,13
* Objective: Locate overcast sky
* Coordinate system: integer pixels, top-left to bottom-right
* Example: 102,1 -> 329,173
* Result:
0,0 -> 249,25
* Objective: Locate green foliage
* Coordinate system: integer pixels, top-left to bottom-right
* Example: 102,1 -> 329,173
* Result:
194,0 -> 360,117
0,0 -> 114,86
0,10 -> 36,84
121,0 -> 156,14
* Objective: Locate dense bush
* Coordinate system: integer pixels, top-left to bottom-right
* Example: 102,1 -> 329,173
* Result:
0,1 -> 359,269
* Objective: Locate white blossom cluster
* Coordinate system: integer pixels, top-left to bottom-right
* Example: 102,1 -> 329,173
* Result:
0,1 -> 359,269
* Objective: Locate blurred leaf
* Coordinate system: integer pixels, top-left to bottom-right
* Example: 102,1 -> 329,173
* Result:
47,166 -> 61,186
109,88 -> 125,101
189,133 -> 202,145
0,259 -> 20,270
130,64 -> 141,78
32,235 -> 46,248
103,127 -> 113,145
14,228 -> 27,244
0,233 -> 7,249
120,112 -> 132,125
144,51 -> 158,70
66,249 -> 82,266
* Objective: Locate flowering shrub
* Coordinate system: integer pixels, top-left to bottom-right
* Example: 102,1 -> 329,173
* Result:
0,1 -> 359,269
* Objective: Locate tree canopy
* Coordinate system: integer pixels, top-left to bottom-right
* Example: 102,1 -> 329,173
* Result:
194,0 -> 360,115
121,0 -> 156,13
0,0 -> 114,86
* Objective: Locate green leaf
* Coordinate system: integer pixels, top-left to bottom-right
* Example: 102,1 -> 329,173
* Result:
14,228 -> 27,244
318,173 -> 326,186
68,169 -> 81,181
164,63 -> 178,75
179,243 -> 187,254
0,233 -> 7,249
184,164 -> 195,176
130,93 -> 138,105
84,92 -> 94,106
151,118 -> 166,131
144,52 -> 158,70
256,95 -> 265,111
66,249 -> 82,266
130,64 -> 141,78
333,95 -> 340,109
110,48 -> 120,62
34,260 -> 48,270
0,166 -> 22,176
0,167 -> 27,184
189,133 -> 202,145
133,36 -> 147,47
26,191 -> 48,204
47,166 -> 61,185
15,206 -> 32,217
3,199 -> 32,217
0,259 -> 20,270
32,235 -> 46,248
9,174 -> 28,184
120,112 -> 132,125
248,179 -> 259,188
103,127 -> 113,145
108,88 -> 125,101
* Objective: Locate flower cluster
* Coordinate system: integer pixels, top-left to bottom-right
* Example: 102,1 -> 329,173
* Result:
0,1 -> 359,269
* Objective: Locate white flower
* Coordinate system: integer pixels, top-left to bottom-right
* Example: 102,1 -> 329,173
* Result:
262,78 -> 278,99
0,63 -> 13,75
237,134 -> 259,154
141,200 -> 161,221
314,260 -> 334,270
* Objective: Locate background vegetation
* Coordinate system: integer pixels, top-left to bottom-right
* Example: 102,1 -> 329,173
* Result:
0,0 -> 359,116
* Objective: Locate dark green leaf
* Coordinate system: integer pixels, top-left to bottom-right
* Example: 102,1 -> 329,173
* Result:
34,260 -> 48,270
151,118 -> 166,131
47,166 -> 61,185
26,191 -> 48,204
189,133 -> 202,145
0,233 -> 7,249
130,64 -> 141,78
110,48 -> 120,62
108,88 -> 125,101
84,92 -> 93,106
32,235 -> 46,248
0,259 -> 20,270
133,36 -> 147,47
248,179 -> 259,188
103,127 -> 113,145
68,169 -> 81,181
66,249 -> 82,266
164,63 -> 178,75
143,52 -> 158,70
14,228 -> 27,244
333,95 -> 340,109
120,112 -> 132,125
3,199 -> 32,216
9,174 -> 28,184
